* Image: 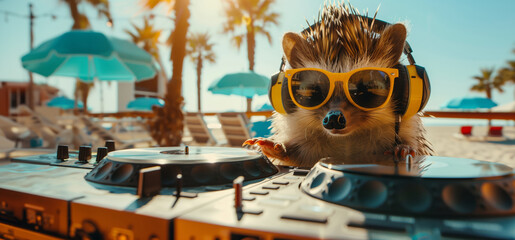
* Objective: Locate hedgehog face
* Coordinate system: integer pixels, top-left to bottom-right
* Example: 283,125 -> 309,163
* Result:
281,3 -> 406,137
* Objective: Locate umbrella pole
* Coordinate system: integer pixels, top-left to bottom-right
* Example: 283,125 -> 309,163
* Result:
99,79 -> 104,114
27,3 -> 35,110
246,97 -> 252,113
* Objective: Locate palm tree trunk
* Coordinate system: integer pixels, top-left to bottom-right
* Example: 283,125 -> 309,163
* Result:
196,53 -> 202,112
153,0 -> 190,146
65,0 -> 81,30
245,22 -> 256,112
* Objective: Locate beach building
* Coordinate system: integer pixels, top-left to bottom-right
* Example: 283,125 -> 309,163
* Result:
117,71 -> 166,112
0,81 -> 59,116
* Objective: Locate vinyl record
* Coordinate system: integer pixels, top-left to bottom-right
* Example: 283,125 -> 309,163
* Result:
107,146 -> 263,164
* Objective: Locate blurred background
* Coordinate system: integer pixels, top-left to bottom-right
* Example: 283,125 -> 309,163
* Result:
1,0 -> 514,114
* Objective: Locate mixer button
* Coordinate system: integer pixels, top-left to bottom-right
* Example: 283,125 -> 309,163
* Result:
262,185 -> 280,190
56,145 -> 69,161
281,212 -> 328,224
78,146 -> 92,163
272,180 -> 289,185
240,207 -> 263,215
259,199 -> 290,207
293,169 -> 310,176
250,190 -> 269,195
95,147 -> 108,163
347,220 -> 406,232
105,140 -> 115,152
243,196 -> 256,201
173,192 -> 198,198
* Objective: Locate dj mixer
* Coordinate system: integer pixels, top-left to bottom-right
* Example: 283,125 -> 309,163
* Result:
0,142 -> 514,240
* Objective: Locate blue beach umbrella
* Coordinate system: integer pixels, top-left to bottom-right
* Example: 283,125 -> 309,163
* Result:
21,30 -> 156,81
208,71 -> 269,112
257,103 -> 274,111
208,71 -> 269,98
444,97 -> 498,110
127,97 -> 164,111
47,96 -> 83,110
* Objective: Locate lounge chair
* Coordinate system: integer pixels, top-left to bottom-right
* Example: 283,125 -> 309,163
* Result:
184,112 -> 217,145
16,105 -> 75,148
460,125 -> 473,137
216,112 -> 252,147
0,115 -> 38,148
79,116 -> 153,149
485,126 -> 506,141
453,125 -> 483,141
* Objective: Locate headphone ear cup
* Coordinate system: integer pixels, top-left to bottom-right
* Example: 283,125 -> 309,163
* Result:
415,65 -> 430,112
392,64 -> 410,116
269,72 -> 286,114
269,72 -> 297,115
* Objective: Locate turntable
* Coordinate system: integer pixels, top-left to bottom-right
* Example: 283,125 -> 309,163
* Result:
0,145 -> 514,240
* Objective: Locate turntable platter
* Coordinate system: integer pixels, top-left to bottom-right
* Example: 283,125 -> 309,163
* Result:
303,156 -> 515,217
85,146 -> 278,189
322,156 -> 514,179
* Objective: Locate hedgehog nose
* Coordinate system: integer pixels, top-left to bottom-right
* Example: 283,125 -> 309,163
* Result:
323,110 -> 346,130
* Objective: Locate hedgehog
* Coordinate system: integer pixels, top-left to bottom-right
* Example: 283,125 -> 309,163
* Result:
244,2 -> 433,167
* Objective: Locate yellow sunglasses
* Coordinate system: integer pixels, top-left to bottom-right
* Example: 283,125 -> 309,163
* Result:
285,67 -> 398,111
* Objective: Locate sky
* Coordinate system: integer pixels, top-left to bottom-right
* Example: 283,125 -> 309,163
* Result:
0,0 -> 514,113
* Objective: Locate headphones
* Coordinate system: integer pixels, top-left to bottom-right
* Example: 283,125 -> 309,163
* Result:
269,16 -> 430,121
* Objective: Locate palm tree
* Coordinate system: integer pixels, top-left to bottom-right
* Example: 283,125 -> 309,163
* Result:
143,0 -> 190,146
222,0 -> 279,112
125,16 -> 167,99
497,49 -> 515,99
125,16 -> 162,60
471,68 -> 504,99
186,32 -> 216,112
62,0 -> 113,113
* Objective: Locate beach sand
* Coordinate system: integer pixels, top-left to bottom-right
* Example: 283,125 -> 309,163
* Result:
425,125 -> 515,167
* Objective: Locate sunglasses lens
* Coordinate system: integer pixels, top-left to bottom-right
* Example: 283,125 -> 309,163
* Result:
290,70 -> 330,107
348,70 -> 391,108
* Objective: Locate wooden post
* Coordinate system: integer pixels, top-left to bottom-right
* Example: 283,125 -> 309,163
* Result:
27,3 -> 35,110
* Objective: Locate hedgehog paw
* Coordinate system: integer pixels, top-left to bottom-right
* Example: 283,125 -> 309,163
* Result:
243,138 -> 288,160
385,145 -> 416,163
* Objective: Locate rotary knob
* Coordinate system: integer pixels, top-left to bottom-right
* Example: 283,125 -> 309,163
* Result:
95,147 -> 108,163
105,140 -> 115,152
56,145 -> 69,161
78,146 -> 92,163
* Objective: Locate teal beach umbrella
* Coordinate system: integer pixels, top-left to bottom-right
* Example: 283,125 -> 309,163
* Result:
208,71 -> 269,98
47,96 -> 83,110
21,30 -> 156,81
444,97 -> 498,110
127,97 -> 164,111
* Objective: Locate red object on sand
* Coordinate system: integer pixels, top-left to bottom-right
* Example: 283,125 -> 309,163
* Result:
488,126 -> 503,137
460,126 -> 473,136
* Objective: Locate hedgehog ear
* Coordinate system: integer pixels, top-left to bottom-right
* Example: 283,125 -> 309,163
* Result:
377,23 -> 407,66
282,32 -> 315,68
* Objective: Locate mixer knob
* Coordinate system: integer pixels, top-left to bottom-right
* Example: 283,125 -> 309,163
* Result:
56,145 -> 69,161
105,140 -> 115,152
78,146 -> 92,163
95,147 -> 108,163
